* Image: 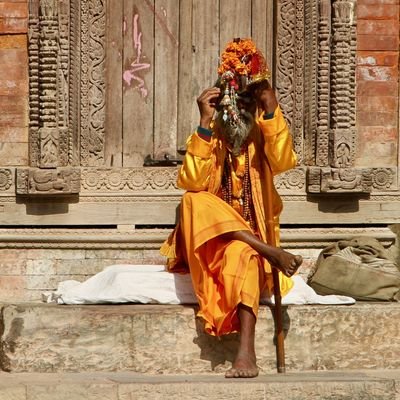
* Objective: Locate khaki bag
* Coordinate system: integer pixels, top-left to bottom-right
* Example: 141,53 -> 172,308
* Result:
308,236 -> 400,301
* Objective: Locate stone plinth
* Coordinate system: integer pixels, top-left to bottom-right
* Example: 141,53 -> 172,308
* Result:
1,302 -> 399,374
0,370 -> 399,400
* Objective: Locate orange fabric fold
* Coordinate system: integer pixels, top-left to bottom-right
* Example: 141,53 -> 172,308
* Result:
172,191 -> 292,336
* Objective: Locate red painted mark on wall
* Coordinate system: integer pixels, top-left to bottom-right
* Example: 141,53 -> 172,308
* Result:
123,13 -> 150,98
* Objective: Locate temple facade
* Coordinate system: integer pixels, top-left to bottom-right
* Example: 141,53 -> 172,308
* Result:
0,0 -> 399,301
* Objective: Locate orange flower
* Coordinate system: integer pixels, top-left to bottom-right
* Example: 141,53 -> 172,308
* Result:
218,38 -> 257,76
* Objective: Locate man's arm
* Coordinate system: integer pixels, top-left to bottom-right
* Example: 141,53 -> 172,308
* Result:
177,87 -> 221,191
253,81 -> 297,175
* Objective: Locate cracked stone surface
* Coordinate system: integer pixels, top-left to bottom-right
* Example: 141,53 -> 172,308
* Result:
1,302 -> 399,374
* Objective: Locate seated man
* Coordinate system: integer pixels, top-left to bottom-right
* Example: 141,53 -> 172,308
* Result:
161,38 -> 302,378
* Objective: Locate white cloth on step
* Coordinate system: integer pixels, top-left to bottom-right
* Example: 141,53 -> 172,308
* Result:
42,264 -> 355,305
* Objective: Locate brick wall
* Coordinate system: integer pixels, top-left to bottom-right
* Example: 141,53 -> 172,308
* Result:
0,0 -> 28,166
356,0 -> 400,167
0,247 -> 167,302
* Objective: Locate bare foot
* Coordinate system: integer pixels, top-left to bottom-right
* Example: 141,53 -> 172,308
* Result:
225,353 -> 259,378
266,248 -> 303,277
220,230 -> 302,277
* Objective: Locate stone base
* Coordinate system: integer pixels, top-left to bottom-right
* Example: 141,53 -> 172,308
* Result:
1,302 -> 400,374
0,370 -> 399,400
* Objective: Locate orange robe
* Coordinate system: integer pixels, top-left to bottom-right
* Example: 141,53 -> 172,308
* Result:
161,106 -> 297,336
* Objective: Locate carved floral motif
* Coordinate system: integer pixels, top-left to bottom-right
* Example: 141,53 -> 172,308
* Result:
81,168 -> 179,192
274,168 -> 306,191
371,168 -> 396,191
0,169 -> 12,191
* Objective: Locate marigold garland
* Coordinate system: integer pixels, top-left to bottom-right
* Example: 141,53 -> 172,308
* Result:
218,38 -> 257,76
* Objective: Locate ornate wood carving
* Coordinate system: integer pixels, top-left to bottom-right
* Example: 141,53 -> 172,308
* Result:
28,0 -> 70,168
308,167 -> 372,193
79,0 -> 106,167
81,167 -> 179,193
276,0 -> 304,162
303,0 -> 319,165
25,0 -> 397,204
16,167 -> 81,195
315,0 -> 331,167
330,0 -> 357,167
0,169 -> 13,192
371,168 -> 397,191
304,0 -> 388,194
28,0 -> 106,173
274,168 -> 306,192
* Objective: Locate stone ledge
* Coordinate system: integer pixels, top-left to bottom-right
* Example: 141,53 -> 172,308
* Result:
0,370 -> 399,400
1,303 -> 399,374
0,226 -> 395,249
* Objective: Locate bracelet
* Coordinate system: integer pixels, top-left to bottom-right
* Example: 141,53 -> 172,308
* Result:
197,125 -> 213,136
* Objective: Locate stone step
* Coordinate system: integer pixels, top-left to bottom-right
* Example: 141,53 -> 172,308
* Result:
1,302 -> 399,374
0,370 -> 399,400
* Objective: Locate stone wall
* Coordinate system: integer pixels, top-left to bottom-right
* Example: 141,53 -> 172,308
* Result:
0,226 -> 395,302
356,0 -> 399,167
0,247 -> 165,302
0,0 -> 28,166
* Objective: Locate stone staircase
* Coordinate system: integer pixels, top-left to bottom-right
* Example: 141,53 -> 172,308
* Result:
0,226 -> 399,399
1,301 -> 399,399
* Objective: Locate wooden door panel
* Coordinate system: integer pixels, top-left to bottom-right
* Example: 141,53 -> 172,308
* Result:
105,0 -> 276,165
153,0 -> 180,160
220,0 -> 252,48
105,0 -> 123,168
122,0 -> 155,167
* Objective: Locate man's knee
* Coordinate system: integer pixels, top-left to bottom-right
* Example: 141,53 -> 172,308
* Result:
181,191 -> 198,208
181,191 -> 215,207
224,240 -> 252,258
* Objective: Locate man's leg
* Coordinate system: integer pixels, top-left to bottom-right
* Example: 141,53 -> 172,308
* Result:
225,304 -> 259,378
221,230 -> 302,277
222,230 -> 302,379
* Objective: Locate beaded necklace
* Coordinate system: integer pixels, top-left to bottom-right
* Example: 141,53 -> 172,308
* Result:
221,148 -> 256,231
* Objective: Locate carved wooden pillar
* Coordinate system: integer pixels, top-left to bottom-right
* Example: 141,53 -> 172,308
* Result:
329,0 -> 357,168
79,0 -> 106,167
315,0 -> 331,167
276,0 -> 305,163
27,0 -> 70,168
20,0 -> 107,195
308,0 -> 373,194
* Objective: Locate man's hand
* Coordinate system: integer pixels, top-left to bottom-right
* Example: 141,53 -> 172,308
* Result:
197,87 -> 221,128
252,80 -> 278,115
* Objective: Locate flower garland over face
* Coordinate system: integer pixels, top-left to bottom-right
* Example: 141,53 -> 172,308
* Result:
216,38 -> 270,127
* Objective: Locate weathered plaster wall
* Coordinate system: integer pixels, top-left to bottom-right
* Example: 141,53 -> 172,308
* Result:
0,0 -> 28,166
356,0 -> 400,167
